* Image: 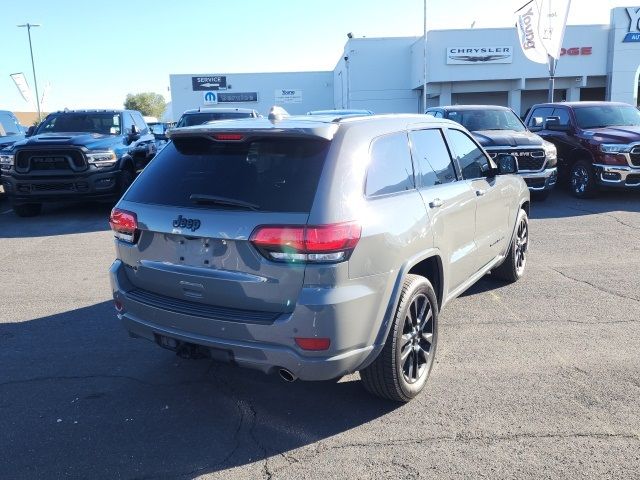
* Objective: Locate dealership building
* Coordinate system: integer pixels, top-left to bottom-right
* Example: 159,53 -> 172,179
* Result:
169,7 -> 640,119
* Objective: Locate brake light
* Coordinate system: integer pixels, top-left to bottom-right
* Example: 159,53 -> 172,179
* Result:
295,337 -> 331,351
250,222 -> 361,263
109,208 -> 138,243
212,133 -> 245,141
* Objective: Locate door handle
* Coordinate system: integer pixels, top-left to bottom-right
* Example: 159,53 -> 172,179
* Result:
429,198 -> 444,208
475,189 -> 486,197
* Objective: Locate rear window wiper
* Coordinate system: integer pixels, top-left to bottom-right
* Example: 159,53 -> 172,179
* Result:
189,194 -> 260,211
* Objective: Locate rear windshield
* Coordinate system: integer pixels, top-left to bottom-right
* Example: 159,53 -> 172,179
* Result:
125,136 -> 329,213
176,112 -> 254,127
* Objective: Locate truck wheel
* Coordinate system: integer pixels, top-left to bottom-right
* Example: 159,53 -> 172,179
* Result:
360,274 -> 438,402
12,203 -> 42,217
569,160 -> 597,198
493,209 -> 528,282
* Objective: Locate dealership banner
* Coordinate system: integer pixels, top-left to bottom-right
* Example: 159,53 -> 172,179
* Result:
447,46 -> 513,64
538,0 -> 572,60
9,73 -> 33,103
515,0 -> 548,64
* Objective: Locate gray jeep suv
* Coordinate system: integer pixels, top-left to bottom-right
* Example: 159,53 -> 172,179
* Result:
109,112 -> 530,402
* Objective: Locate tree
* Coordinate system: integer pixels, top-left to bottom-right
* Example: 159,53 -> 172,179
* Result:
124,92 -> 166,118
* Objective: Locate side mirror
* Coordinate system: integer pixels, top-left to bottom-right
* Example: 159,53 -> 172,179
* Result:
528,117 -> 544,132
544,116 -> 571,132
125,125 -> 140,144
26,126 -> 36,137
496,153 -> 517,175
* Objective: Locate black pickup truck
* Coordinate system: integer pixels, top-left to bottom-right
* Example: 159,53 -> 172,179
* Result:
426,105 -> 558,199
0,109 -> 156,216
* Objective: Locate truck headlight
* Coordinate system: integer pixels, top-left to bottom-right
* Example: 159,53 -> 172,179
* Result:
600,144 -> 629,154
87,150 -> 117,168
0,153 -> 14,171
543,141 -> 557,167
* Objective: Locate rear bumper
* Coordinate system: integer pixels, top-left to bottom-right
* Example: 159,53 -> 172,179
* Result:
593,164 -> 640,188
0,169 -> 124,204
520,167 -> 557,192
109,259 -> 389,381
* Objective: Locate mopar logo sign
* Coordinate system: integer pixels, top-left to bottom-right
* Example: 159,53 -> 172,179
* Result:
624,8 -> 640,42
275,89 -> 302,103
203,91 -> 218,105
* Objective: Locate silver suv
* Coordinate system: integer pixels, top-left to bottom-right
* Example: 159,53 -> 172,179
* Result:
109,112 -> 530,402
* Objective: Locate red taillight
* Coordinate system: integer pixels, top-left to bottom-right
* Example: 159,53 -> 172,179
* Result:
212,133 -> 245,141
250,222 -> 361,263
295,337 -> 331,351
109,208 -> 138,243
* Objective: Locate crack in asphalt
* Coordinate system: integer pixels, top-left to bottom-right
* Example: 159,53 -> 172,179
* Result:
550,267 -> 640,304
567,206 -> 640,231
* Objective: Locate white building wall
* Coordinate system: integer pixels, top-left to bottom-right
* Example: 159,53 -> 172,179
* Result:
336,37 -> 421,114
169,71 -> 334,121
607,7 -> 640,104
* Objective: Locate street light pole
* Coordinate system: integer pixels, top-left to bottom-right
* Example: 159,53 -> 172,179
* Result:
422,0 -> 427,113
17,23 -> 42,122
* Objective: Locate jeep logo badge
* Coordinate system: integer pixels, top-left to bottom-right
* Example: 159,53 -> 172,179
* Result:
172,215 -> 201,232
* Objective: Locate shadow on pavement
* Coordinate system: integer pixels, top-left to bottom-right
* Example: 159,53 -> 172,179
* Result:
0,200 -> 112,238
0,302 -> 399,479
529,187 -> 640,220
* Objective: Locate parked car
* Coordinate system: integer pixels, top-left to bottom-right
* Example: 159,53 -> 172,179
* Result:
109,111 -> 529,402
175,107 -> 259,128
524,101 -> 640,197
0,109 -> 156,217
0,110 -> 25,151
307,109 -> 374,116
426,105 -> 557,199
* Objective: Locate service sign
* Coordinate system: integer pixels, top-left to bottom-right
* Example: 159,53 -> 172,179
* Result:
447,46 -> 513,64
275,89 -> 303,104
624,7 -> 640,42
217,92 -> 258,103
192,76 -> 227,91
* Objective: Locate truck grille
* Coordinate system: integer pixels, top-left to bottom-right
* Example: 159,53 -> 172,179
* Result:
629,146 -> 640,167
487,149 -> 546,172
15,149 -> 87,173
126,288 -> 281,325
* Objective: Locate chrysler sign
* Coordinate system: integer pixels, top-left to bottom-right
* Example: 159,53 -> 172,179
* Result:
447,46 -> 513,64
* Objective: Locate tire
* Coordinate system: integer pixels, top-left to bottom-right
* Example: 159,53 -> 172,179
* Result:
360,274 -> 438,402
12,203 -> 42,217
531,190 -> 550,201
492,209 -> 529,283
569,160 -> 597,198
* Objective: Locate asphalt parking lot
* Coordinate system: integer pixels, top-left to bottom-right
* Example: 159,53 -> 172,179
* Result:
0,190 -> 639,479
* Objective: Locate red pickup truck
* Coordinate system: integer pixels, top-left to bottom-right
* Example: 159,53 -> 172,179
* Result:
523,101 -> 640,198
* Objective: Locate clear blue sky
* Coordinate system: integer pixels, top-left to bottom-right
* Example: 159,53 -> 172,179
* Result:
0,0 -> 630,112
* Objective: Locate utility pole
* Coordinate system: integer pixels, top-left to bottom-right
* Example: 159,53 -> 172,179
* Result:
422,0 -> 428,113
17,23 -> 42,122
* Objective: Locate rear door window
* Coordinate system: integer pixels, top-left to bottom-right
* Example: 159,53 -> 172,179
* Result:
409,129 -> 457,187
365,132 -> 415,197
552,108 -> 571,126
125,137 -> 329,213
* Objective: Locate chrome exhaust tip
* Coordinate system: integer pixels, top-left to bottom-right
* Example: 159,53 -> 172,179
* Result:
278,368 -> 297,383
